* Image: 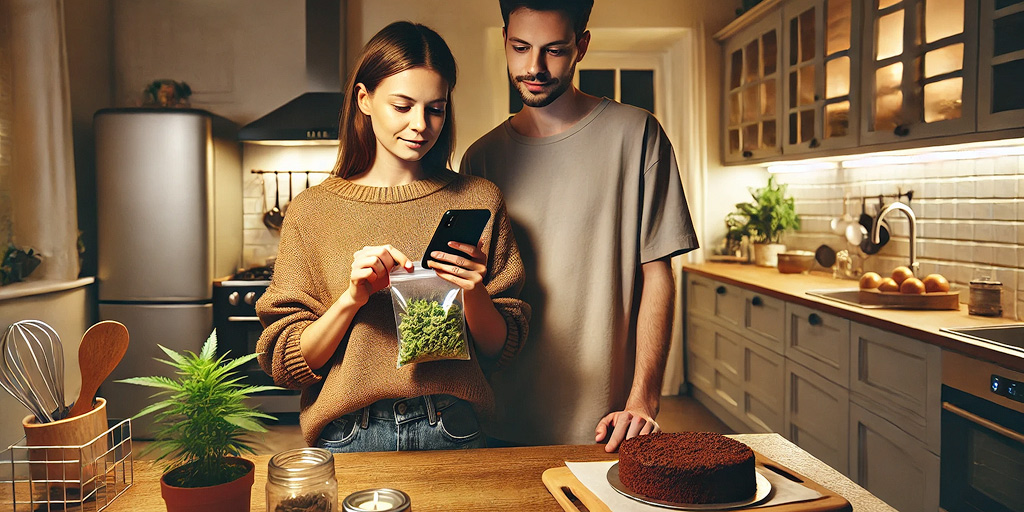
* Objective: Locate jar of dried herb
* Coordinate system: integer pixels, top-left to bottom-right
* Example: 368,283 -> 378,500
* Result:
267,447 -> 338,512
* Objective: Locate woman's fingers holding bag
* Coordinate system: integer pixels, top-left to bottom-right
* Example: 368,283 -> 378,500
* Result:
355,244 -> 414,272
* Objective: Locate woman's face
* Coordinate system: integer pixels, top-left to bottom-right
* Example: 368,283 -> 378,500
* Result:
357,67 -> 449,170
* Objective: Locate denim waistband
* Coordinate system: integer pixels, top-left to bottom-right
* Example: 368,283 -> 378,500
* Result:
361,394 -> 458,426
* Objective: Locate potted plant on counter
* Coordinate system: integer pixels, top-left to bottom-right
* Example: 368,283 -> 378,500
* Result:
726,175 -> 801,267
118,330 -> 279,512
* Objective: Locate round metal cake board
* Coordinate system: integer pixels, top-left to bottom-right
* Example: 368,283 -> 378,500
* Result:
606,463 -> 772,510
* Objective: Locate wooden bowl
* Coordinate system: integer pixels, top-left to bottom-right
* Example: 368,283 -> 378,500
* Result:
777,251 -> 816,274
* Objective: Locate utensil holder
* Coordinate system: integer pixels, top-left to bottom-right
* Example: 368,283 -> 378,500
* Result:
22,397 -> 108,493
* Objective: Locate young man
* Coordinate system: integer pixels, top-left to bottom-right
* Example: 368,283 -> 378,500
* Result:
461,0 -> 698,452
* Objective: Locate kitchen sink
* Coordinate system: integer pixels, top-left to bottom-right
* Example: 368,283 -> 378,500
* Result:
806,289 -> 892,309
941,325 -> 1024,352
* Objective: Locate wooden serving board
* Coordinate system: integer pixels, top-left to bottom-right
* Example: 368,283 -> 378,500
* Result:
542,450 -> 851,512
858,289 -> 959,310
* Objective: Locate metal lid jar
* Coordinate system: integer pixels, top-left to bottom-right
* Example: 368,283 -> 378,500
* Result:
267,447 -> 338,512
968,277 -> 1002,317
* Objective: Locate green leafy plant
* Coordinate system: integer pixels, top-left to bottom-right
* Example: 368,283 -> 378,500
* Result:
118,330 -> 278,488
397,299 -> 467,366
1,244 -> 41,285
726,175 -> 801,244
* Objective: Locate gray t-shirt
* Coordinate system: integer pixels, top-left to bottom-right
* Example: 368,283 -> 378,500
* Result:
461,99 -> 698,445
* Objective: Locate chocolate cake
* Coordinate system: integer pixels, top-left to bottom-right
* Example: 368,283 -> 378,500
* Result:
617,432 -> 756,504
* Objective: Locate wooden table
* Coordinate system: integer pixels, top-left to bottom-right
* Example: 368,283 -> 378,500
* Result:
90,434 -> 894,511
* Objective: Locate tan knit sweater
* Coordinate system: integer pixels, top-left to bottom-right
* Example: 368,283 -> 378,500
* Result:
255,169 -> 530,447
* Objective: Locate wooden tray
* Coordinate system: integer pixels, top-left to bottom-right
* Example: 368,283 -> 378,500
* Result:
542,450 -> 851,512
858,289 -> 959,310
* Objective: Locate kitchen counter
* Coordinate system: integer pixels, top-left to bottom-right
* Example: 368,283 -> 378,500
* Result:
90,434 -> 892,511
684,262 -> 1024,371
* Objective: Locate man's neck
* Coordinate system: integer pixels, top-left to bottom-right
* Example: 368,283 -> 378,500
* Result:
510,88 -> 602,138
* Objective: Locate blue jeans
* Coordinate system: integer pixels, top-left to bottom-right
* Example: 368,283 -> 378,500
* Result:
316,394 -> 486,452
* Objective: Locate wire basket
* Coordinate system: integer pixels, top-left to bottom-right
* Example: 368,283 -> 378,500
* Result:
0,418 -> 133,511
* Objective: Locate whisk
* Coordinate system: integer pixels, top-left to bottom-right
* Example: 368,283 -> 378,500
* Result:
0,320 -> 68,423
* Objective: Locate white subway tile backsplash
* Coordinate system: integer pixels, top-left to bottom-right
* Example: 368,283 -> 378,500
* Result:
956,222 -> 975,240
993,177 -> 1018,199
956,179 -> 977,198
995,224 -> 1015,243
976,178 -> 995,198
955,242 -> 974,262
993,201 -> 1016,221
996,246 -> 1016,267
974,158 -> 995,176
974,244 -> 994,265
995,156 -> 1018,175
939,180 -> 957,198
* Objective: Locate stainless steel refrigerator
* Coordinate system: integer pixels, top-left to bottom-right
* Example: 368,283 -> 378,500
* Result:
94,108 -> 241,438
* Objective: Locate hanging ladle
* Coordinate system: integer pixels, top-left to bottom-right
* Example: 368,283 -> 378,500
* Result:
263,171 -> 284,232
281,172 -> 294,217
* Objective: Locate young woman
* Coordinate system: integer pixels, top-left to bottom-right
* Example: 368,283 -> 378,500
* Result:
255,21 -> 529,452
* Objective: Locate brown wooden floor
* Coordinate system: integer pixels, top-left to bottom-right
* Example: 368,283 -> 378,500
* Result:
134,394 -> 728,459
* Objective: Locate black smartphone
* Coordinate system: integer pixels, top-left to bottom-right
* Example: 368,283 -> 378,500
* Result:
421,209 -> 491,269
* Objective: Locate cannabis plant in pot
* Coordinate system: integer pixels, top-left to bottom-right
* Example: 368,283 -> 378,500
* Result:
118,330 -> 279,512
727,175 -> 801,266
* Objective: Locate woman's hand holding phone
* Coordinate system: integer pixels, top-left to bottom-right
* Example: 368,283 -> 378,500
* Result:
426,241 -> 488,298
346,244 -> 413,305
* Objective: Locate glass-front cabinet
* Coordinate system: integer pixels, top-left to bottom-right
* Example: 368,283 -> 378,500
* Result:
860,0 -> 979,144
978,0 -> 1024,130
782,0 -> 861,154
723,12 -> 784,162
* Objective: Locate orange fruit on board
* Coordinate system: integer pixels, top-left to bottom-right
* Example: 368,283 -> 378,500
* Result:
900,277 -> 926,294
859,272 -> 883,290
891,266 -> 914,285
922,273 -> 950,293
877,277 -> 900,292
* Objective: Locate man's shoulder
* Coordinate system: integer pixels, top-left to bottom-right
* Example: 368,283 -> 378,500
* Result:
464,121 -> 512,156
596,99 -> 660,129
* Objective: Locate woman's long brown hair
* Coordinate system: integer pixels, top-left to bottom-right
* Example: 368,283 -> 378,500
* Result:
331,21 -> 457,179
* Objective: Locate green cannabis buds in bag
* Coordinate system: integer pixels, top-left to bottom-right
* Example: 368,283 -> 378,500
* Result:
389,265 -> 470,367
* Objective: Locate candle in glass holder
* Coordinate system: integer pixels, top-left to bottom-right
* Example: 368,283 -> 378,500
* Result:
342,488 -> 411,512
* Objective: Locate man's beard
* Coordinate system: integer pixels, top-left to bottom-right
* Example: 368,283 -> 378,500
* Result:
511,62 -> 576,108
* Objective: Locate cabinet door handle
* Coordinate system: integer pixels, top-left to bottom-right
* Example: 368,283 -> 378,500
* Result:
809,137 -> 820,149
742,150 -> 753,158
751,296 -> 763,306
716,286 -> 727,295
808,313 -> 822,326
893,124 -> 910,137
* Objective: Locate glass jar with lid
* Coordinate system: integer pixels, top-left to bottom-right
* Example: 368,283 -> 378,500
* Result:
267,447 -> 338,512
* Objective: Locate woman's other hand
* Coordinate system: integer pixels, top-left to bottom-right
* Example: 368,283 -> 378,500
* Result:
347,244 -> 413,305
427,241 -> 488,297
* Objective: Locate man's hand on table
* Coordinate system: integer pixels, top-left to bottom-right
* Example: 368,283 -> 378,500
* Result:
595,408 -> 661,453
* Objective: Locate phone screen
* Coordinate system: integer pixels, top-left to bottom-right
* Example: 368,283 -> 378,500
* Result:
421,209 -> 491,269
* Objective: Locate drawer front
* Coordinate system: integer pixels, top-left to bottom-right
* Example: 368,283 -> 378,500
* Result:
785,303 -> 850,385
744,342 -> 785,433
850,323 -> 942,453
850,402 -> 940,512
744,290 -> 785,353
785,359 -> 851,476
687,274 -> 744,330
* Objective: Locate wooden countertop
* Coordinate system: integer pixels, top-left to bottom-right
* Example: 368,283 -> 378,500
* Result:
683,262 -> 1024,371
89,434 -> 893,512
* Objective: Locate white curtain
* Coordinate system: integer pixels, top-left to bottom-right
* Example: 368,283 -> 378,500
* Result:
662,26 -> 709,396
2,0 -> 79,282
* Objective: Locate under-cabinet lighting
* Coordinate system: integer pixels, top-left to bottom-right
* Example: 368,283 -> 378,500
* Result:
841,142 -> 1024,168
765,162 -> 839,173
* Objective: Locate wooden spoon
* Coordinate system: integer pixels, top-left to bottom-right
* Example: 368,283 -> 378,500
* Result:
67,321 -> 129,419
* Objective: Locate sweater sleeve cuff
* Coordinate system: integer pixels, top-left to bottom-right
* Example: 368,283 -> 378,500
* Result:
280,325 -> 322,388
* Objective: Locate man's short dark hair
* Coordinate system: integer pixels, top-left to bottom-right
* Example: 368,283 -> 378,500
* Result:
499,0 -> 594,40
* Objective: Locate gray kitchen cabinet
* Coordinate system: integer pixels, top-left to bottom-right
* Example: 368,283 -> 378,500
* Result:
781,0 -> 862,154
743,341 -> 786,432
860,0 -> 979,145
977,0 -> 1024,131
849,322 -> 942,453
687,274 -> 745,330
743,289 -> 786,353
721,10 -> 784,162
849,402 -> 941,512
784,303 -> 851,385
785,358 -> 850,475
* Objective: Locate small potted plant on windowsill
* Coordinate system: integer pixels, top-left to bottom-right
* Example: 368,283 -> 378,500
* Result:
118,330 -> 279,512
726,175 -> 801,267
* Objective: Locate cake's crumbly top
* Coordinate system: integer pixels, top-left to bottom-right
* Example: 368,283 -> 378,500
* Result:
620,432 -> 754,470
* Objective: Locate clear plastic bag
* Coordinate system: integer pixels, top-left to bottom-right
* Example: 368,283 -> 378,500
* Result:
389,265 -> 470,367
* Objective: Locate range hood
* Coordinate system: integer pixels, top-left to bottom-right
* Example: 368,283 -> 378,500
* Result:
239,0 -> 344,144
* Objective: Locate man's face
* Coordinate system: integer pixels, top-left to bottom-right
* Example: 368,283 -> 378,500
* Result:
504,8 -> 588,108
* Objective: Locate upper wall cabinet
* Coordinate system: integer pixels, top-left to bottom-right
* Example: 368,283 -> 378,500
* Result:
782,0 -> 862,154
716,0 -> 1022,163
860,0 -> 979,144
723,12 -> 785,162
978,0 -> 1024,130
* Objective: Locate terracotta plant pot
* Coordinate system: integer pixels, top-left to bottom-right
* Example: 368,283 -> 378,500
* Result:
160,457 -> 255,512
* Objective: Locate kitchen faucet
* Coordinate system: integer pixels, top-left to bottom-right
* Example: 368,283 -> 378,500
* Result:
872,201 -> 918,276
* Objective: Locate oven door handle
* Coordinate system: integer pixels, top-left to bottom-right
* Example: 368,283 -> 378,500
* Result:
943,401 -> 1024,444
227,316 -> 261,322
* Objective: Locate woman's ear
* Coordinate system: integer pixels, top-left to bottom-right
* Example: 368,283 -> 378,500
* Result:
356,84 -> 372,116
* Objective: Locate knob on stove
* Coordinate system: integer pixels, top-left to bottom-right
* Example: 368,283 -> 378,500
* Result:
244,291 -> 256,305
228,291 -> 240,306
